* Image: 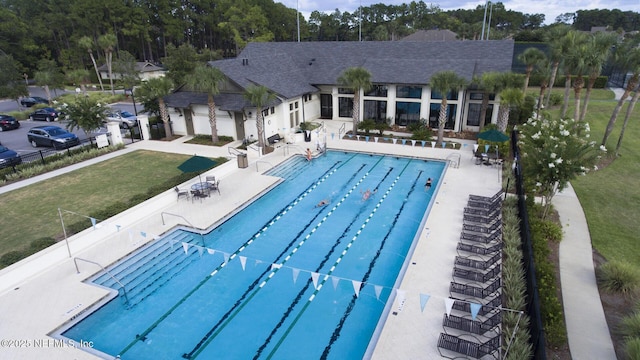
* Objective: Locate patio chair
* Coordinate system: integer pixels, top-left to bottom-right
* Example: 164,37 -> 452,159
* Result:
175,187 -> 190,202
205,175 -> 216,183
209,179 -> 220,195
463,213 -> 502,225
467,197 -> 503,211
442,311 -> 502,336
450,278 -> 501,299
437,332 -> 500,359
453,263 -> 501,284
464,206 -> 501,217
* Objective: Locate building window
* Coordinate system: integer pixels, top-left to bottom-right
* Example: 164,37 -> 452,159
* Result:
397,86 -> 422,99
262,109 -> 269,117
469,92 -> 495,100
320,94 -> 333,119
270,107 -> 275,114
429,103 -> 457,130
395,102 -> 421,126
430,90 -> 459,100
289,103 -> 293,111
364,100 -> 387,121
339,97 -> 353,118
338,88 -> 354,94
295,101 -> 299,109
467,103 -> 494,127
365,85 -> 388,97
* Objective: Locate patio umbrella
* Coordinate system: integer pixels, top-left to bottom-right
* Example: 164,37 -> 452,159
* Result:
477,129 -> 509,143
177,155 -> 217,183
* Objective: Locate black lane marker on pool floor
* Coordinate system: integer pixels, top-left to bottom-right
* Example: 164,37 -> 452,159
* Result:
254,167 -> 395,359
321,168 -> 423,358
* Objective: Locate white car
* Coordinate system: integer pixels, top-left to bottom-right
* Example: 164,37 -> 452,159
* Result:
106,110 -> 138,128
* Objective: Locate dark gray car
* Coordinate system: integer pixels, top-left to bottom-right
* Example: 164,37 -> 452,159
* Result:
0,144 -> 22,168
27,126 -> 80,149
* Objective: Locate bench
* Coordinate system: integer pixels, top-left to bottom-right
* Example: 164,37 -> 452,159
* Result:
267,134 -> 282,145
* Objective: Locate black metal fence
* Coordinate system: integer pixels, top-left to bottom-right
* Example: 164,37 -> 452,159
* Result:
511,130 -> 547,360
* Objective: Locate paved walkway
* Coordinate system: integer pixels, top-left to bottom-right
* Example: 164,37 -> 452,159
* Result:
554,185 -> 617,359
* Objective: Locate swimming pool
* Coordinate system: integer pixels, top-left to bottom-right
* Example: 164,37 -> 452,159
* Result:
61,151 -> 446,359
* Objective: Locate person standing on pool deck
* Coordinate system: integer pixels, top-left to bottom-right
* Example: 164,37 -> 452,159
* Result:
425,177 -> 432,191
306,148 -> 312,161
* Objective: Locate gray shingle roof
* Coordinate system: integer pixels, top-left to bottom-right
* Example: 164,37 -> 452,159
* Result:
209,40 -> 514,94
400,29 -> 459,41
163,91 -> 280,112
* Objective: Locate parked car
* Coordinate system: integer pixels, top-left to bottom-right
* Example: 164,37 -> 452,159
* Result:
27,126 -> 79,149
29,107 -> 62,122
105,110 -> 138,128
0,143 -> 22,168
20,96 -> 49,107
0,115 -> 20,131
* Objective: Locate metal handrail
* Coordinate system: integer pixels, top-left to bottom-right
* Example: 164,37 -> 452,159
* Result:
161,212 -> 205,245
256,160 -> 273,172
228,147 -> 245,156
73,257 -> 130,306
338,123 -> 346,138
446,153 -> 461,168
283,144 -> 305,157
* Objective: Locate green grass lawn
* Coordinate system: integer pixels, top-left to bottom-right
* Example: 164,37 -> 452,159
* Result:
0,150 -> 193,258
543,88 -> 640,268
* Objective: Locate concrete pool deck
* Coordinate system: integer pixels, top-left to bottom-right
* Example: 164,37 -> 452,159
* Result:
0,121 -> 613,359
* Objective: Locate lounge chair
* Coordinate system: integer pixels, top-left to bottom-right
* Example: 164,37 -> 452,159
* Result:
469,190 -> 504,203
463,213 -> 502,225
467,197 -> 503,210
460,230 -> 502,244
464,206 -> 501,217
453,264 -> 501,284
175,187 -> 190,201
457,241 -> 502,257
462,220 -> 502,234
450,278 -> 501,300
454,252 -> 501,271
442,311 -> 502,336
437,333 -> 500,359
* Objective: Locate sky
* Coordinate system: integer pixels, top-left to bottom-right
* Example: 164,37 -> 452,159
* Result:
278,0 -> 640,25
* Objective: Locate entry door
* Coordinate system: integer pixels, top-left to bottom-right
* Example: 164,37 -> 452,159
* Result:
320,94 -> 333,119
234,112 -> 245,141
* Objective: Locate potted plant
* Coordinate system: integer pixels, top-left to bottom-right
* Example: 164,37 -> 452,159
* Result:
300,121 -> 312,142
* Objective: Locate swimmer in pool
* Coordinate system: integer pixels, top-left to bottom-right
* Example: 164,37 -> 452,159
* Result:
361,188 -> 377,201
316,198 -> 330,207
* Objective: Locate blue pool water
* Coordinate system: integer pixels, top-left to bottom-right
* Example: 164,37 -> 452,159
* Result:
62,151 -> 446,359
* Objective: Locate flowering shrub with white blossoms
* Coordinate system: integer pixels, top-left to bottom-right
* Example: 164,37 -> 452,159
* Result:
517,116 -> 605,213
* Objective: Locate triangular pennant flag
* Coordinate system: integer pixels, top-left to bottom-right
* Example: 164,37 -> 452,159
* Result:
90,217 -> 97,229
441,142 -> 447,148
182,242 -> 189,255
485,144 -> 490,152
431,142 -> 436,148
239,256 -> 247,270
292,268 -> 300,284
207,248 -> 215,255
311,272 -> 320,289
411,140 -> 416,147
356,135 -> 360,141
374,285 -> 382,300
392,138 -> 397,144
223,253 -> 230,265
444,298 -> 455,316
140,231 -> 147,238
374,137 -> 379,143
115,224 -> 121,232
352,280 -> 362,297
347,134 -> 353,139
271,263 -> 282,270
421,140 -> 426,148
365,136 -> 369,142
420,293 -> 431,312
401,139 -> 406,146
331,276 -> 340,290
470,302 -> 482,320
196,245 -> 204,257
383,137 -> 389,142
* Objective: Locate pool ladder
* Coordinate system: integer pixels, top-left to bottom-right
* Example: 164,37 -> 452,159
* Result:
73,257 -> 130,307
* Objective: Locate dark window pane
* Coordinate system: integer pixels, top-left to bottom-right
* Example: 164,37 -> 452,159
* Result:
365,85 -> 388,97
428,103 -> 457,129
397,86 -> 422,99
338,87 -> 354,94
395,102 -> 421,126
339,97 -> 353,118
364,100 -> 387,121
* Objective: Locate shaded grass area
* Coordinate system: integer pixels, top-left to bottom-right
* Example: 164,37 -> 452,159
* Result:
0,150 -> 209,261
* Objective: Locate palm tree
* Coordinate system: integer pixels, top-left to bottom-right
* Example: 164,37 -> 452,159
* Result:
496,88 -> 523,132
559,30 -> 589,119
78,36 -> 104,91
474,72 -> 502,131
66,69 -> 91,95
185,64 -> 225,143
430,71 -> 467,145
518,47 -> 546,94
337,67 -> 372,134
98,33 -> 117,95
543,24 -> 571,108
579,32 -> 617,123
244,85 -> 276,150
602,43 -> 640,146
535,59 -> 553,118
136,77 -> 174,138
614,84 -> 640,156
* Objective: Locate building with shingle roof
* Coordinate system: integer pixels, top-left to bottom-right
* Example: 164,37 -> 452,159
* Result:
98,61 -> 166,81
400,29 -> 459,42
164,40 -> 514,142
